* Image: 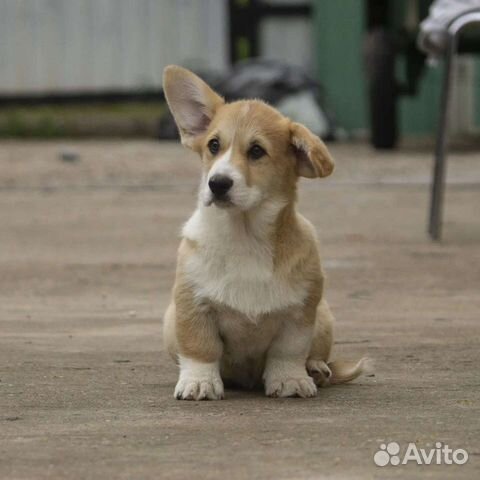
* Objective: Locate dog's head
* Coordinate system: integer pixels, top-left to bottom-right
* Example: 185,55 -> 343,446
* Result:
163,66 -> 334,211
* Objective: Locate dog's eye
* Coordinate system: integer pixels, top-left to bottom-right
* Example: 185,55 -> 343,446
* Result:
208,138 -> 220,155
248,144 -> 266,160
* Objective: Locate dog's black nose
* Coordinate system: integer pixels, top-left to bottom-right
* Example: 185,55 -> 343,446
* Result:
208,175 -> 233,197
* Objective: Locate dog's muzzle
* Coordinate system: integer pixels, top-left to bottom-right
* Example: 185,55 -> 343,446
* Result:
208,174 -> 233,200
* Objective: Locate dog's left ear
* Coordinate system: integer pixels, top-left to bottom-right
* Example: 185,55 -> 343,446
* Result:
163,65 -> 224,149
290,122 -> 334,178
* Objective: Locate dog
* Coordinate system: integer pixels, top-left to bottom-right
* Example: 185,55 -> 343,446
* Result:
162,65 -> 369,400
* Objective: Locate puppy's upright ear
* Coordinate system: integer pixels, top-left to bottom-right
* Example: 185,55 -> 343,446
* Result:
163,65 -> 224,149
290,122 -> 334,178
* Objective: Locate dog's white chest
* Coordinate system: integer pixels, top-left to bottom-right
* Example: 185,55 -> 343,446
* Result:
182,208 -> 306,318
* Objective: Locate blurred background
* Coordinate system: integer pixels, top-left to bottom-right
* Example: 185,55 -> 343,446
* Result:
1,0 -> 479,146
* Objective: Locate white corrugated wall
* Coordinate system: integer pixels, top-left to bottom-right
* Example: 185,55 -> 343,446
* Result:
0,0 -> 228,94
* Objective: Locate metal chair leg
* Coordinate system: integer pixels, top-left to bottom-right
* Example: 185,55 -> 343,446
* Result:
428,36 -> 456,240
427,11 -> 480,240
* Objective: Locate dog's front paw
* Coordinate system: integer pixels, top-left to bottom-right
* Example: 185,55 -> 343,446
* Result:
174,375 -> 224,401
307,359 -> 332,387
265,375 -> 317,398
174,377 -> 224,400
175,357 -> 224,400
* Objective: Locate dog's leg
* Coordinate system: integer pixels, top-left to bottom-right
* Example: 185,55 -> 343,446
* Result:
263,317 -> 317,398
175,355 -> 224,401
172,284 -> 224,401
163,302 -> 178,362
307,299 -> 372,385
307,300 -> 334,387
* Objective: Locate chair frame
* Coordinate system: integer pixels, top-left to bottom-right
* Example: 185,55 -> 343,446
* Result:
428,10 -> 480,240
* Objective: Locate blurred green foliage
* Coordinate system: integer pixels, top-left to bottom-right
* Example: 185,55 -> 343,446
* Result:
0,102 -> 165,138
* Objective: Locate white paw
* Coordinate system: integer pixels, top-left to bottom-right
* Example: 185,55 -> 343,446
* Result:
174,376 -> 224,400
265,375 -> 317,398
306,359 -> 332,387
174,357 -> 224,401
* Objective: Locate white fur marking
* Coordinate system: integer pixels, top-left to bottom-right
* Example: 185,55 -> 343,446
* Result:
202,147 -> 262,210
182,199 -> 306,318
174,356 -> 224,400
263,322 -> 316,397
264,359 -> 317,397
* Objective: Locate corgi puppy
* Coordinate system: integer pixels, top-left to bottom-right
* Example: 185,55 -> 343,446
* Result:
162,66 -> 369,400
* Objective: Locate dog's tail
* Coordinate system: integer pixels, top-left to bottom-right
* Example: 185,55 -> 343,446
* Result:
328,357 -> 373,385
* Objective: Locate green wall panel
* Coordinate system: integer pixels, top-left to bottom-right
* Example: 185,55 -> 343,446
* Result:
313,0 -> 447,137
399,62 -> 443,135
313,0 -> 367,133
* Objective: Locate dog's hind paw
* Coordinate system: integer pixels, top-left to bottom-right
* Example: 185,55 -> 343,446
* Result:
306,359 -> 332,387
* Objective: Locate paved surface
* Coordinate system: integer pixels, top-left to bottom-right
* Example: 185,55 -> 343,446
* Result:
1,140 -> 479,479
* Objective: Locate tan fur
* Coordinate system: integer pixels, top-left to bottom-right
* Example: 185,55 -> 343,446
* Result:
172,239 -> 223,363
162,66 -> 369,399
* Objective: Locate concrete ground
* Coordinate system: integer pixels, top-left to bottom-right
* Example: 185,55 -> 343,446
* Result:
0,140 -> 479,479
